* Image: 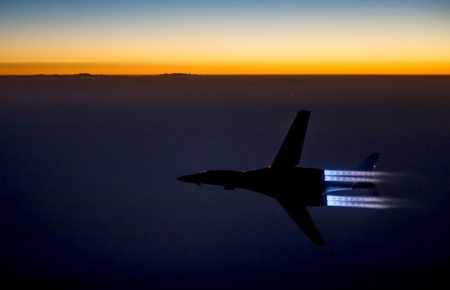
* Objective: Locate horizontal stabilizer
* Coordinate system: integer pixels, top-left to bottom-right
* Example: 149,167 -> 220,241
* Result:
361,188 -> 380,196
272,110 -> 310,168
277,197 -> 324,245
354,153 -> 380,171
324,187 -> 380,197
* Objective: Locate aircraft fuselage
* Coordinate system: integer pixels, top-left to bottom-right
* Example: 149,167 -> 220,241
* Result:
176,110 -> 380,244
177,167 -> 327,206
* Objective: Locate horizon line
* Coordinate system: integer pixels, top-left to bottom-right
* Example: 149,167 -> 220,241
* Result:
1,73 -> 449,76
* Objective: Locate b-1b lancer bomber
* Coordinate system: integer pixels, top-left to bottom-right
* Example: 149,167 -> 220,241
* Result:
177,111 -> 380,244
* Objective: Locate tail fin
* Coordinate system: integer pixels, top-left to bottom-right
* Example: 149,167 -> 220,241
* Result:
354,153 -> 380,171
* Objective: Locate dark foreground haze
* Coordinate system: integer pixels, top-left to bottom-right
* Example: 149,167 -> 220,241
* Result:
1,76 -> 449,289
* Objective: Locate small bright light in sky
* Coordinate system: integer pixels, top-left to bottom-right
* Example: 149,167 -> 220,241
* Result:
1,0 -> 449,74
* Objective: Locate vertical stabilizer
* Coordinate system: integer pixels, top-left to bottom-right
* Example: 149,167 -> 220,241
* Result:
354,153 -> 380,171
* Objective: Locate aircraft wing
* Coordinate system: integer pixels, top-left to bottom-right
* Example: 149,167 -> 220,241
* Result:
272,110 -> 310,168
277,197 -> 324,245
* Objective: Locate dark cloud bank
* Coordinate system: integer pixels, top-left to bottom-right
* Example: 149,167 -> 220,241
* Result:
1,75 -> 449,289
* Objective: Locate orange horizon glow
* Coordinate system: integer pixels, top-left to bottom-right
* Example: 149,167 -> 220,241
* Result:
2,2 -> 449,76
1,62 -> 449,75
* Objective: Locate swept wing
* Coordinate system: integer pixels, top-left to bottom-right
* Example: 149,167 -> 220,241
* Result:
277,196 -> 324,245
272,110 -> 310,168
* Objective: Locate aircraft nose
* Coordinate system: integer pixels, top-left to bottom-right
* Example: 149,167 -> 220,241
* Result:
176,174 -> 196,183
176,175 -> 187,182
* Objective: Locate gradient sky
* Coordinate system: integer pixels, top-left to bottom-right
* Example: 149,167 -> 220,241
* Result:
1,0 -> 449,74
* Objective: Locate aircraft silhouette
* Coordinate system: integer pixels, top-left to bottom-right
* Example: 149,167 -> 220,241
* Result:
177,110 -> 379,244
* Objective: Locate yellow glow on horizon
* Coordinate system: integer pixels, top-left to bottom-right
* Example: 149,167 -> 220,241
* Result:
1,61 -> 449,75
1,1 -> 449,75
2,15 -> 449,75
2,19 -> 449,75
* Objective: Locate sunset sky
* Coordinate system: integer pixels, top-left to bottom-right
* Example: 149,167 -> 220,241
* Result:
1,0 -> 449,75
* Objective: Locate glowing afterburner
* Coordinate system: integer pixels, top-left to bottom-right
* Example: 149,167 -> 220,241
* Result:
326,195 -> 390,209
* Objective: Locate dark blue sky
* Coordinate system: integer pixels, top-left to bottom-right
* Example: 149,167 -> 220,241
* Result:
1,75 -> 449,288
